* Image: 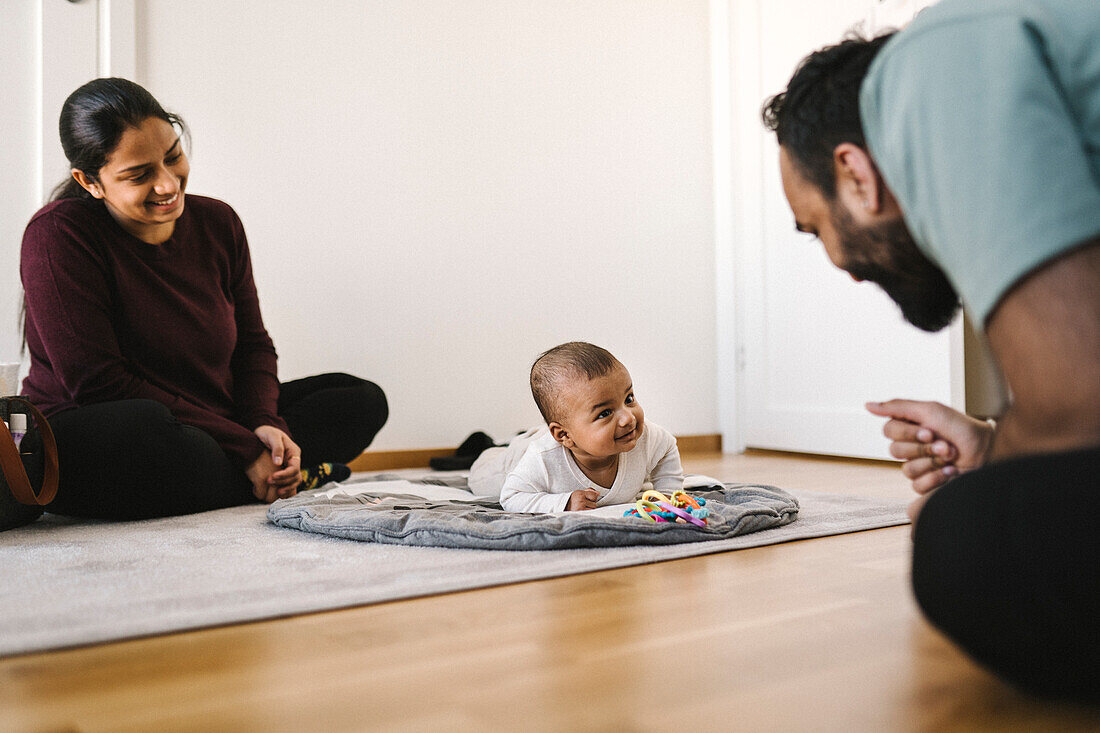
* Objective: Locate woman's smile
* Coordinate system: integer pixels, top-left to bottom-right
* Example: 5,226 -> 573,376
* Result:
147,192 -> 181,211
85,116 -> 190,243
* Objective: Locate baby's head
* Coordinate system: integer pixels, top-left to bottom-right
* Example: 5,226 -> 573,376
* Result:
530,342 -> 644,460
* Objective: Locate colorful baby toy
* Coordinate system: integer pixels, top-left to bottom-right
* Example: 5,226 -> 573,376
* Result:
623,489 -> 709,527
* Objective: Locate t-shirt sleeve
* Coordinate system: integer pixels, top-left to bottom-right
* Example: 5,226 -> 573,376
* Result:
499,445 -> 571,513
859,13 -> 1100,324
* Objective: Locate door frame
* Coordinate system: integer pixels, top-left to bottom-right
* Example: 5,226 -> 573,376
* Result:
712,0 -> 966,458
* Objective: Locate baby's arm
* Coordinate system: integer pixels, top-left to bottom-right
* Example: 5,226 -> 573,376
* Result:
499,480 -> 572,512
648,427 -> 685,495
565,489 -> 600,511
499,447 -> 572,513
499,440 -> 603,512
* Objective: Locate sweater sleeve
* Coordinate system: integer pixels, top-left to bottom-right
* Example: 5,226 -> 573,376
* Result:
20,210 -> 267,467
224,211 -> 288,434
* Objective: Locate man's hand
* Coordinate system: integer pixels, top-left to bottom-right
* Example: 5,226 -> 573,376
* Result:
867,399 -> 994,510
566,488 -> 600,511
249,425 -> 302,502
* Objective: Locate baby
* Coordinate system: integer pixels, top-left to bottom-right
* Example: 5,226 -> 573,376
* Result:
497,341 -> 684,513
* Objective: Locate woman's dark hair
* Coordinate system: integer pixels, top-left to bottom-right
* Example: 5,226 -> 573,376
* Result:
761,31 -> 894,198
50,77 -> 188,201
24,79 -> 188,353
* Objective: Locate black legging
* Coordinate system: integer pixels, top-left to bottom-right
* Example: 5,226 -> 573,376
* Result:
37,373 -> 387,520
277,373 -> 387,466
911,445 -> 1100,703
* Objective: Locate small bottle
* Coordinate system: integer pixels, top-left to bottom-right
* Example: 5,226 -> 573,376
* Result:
9,413 -> 26,450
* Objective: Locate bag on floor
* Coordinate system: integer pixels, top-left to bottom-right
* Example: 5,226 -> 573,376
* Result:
0,398 -> 59,531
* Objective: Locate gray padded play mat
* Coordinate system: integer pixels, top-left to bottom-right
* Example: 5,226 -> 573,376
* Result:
267,474 -> 799,549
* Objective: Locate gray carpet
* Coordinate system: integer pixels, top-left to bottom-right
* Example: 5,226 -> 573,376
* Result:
0,483 -> 908,657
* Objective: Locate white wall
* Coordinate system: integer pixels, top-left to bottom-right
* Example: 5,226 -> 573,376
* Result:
0,2 -> 40,366
135,0 -> 718,449
1,0 -> 101,369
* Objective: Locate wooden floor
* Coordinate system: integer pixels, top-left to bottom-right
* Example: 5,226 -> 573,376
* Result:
3,452 -> 1098,732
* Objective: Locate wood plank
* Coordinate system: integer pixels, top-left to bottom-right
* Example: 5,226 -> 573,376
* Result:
346,447 -> 453,472
2,452 -> 1096,732
676,433 -> 722,453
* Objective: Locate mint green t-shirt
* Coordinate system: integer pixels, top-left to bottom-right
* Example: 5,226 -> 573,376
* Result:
859,0 -> 1100,326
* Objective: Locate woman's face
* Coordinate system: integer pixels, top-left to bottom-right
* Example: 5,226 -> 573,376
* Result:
77,116 -> 189,244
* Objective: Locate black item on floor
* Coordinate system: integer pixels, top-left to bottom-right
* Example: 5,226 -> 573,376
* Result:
430,431 -> 497,471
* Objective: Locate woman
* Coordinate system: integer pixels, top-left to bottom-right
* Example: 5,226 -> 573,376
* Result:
19,78 -> 387,519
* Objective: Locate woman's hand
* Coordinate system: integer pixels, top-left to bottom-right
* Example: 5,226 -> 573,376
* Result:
866,399 -> 994,519
247,425 -> 302,502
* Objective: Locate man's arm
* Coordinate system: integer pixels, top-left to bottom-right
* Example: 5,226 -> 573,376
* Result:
866,400 -> 993,493
867,238 -> 1099,499
985,237 -> 1100,460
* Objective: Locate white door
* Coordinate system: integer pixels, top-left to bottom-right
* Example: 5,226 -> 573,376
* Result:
0,0 -> 130,367
725,0 -> 963,460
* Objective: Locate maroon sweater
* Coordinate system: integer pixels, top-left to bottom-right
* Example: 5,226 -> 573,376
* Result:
20,194 -> 288,468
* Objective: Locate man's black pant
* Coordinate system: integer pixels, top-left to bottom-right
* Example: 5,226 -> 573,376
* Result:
39,373 -> 387,520
912,445 -> 1100,702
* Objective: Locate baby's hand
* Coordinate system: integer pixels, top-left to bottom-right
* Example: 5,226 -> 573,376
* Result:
566,489 -> 600,511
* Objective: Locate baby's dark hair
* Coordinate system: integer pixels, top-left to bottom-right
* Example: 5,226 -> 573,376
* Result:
530,342 -> 621,424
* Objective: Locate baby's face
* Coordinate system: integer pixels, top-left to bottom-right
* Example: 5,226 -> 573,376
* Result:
553,364 -> 645,460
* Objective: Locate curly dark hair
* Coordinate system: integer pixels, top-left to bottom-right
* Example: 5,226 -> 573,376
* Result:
761,32 -> 895,197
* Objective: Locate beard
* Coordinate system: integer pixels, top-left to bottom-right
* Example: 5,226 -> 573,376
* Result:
832,204 -> 961,332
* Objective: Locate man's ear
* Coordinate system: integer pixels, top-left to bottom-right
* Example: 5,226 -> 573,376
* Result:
71,169 -> 105,199
548,422 -> 572,448
833,143 -> 882,214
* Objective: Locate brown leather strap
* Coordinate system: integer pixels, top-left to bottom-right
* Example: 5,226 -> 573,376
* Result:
0,398 -> 59,507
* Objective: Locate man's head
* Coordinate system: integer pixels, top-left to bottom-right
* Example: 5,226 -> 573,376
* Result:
762,33 -> 960,332
530,342 -> 644,459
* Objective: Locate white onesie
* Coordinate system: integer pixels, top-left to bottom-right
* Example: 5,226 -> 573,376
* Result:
498,422 -> 683,513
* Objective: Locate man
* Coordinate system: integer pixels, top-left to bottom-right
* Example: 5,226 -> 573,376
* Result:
762,0 -> 1099,701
